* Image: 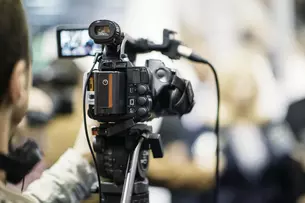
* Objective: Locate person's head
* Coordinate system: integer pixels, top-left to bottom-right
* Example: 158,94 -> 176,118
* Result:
0,0 -> 31,126
220,63 -> 258,107
217,50 -> 269,126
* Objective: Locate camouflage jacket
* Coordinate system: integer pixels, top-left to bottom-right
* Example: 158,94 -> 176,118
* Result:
0,149 -> 97,203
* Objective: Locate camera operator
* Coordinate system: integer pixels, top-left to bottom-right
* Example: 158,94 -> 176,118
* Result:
0,1 -> 97,202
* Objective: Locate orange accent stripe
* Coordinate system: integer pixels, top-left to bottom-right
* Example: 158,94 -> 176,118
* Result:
89,77 -> 94,91
108,74 -> 113,108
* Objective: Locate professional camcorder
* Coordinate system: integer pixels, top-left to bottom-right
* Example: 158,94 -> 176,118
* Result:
86,20 -> 194,123
57,19 -> 219,203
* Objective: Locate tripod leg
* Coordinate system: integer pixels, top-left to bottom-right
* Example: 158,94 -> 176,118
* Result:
120,137 -> 145,203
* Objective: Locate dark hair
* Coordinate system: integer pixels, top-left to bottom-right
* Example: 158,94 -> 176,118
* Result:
0,0 -> 30,102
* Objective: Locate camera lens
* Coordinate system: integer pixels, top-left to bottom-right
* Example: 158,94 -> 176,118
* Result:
95,25 -> 111,36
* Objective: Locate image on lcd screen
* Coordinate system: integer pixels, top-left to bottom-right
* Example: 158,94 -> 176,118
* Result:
60,30 -> 101,56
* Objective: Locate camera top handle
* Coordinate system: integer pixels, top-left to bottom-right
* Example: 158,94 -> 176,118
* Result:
124,29 -> 181,62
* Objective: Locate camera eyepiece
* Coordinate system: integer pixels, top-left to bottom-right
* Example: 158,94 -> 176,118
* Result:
89,20 -> 122,45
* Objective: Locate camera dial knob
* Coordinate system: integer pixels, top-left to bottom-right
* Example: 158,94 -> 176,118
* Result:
137,97 -> 147,105
137,85 -> 148,95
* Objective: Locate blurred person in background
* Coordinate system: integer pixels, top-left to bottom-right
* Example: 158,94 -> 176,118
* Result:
195,50 -> 305,203
283,3 -> 305,203
285,45 -> 305,203
283,0 -> 305,158
0,1 -> 99,202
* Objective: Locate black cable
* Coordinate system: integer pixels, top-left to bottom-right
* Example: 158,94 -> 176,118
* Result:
21,178 -> 25,192
83,59 -> 103,203
189,54 -> 220,203
206,61 -> 220,203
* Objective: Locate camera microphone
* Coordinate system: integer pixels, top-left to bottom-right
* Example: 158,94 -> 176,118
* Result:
177,45 -> 209,63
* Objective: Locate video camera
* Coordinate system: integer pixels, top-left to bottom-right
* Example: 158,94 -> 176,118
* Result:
57,19 -> 215,203
87,20 -> 194,123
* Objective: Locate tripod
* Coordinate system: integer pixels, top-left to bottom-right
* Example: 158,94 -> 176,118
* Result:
91,119 -> 164,203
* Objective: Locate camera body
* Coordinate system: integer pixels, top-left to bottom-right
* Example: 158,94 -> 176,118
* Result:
87,57 -> 177,123
87,58 -> 153,122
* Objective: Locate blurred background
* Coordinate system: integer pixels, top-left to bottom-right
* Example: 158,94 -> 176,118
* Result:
18,0 -> 305,203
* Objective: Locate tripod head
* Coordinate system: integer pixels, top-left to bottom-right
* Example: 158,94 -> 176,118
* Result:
91,120 -> 163,203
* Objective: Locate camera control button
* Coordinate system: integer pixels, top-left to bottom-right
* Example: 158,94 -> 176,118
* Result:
137,97 -> 147,105
156,69 -> 166,78
137,85 -> 147,95
137,108 -> 148,117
